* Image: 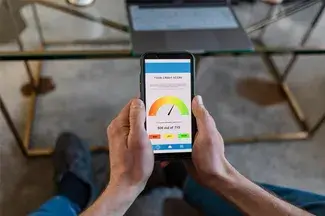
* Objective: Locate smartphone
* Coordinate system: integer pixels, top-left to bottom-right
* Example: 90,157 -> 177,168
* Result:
140,52 -> 196,160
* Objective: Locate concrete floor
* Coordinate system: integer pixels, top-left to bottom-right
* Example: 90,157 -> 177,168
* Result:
1,0 -> 325,215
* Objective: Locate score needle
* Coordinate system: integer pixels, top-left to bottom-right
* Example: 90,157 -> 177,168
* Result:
167,105 -> 174,116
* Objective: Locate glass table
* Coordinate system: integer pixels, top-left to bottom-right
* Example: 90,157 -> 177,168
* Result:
0,0 -> 324,157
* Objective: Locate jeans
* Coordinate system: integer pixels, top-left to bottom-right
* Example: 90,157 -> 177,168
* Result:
29,196 -> 80,216
30,178 -> 325,216
184,177 -> 325,216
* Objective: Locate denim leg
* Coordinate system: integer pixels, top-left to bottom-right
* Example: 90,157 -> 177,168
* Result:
29,196 -> 80,216
260,183 -> 325,215
184,177 -> 325,216
183,177 -> 242,216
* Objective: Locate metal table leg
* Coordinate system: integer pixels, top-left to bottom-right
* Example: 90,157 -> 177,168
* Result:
310,113 -> 325,136
5,0 -> 37,90
258,5 -> 276,40
31,3 -> 45,47
277,2 -> 325,139
0,95 -> 27,156
281,3 -> 325,81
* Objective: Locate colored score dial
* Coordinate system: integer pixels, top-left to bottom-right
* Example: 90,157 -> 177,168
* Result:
149,96 -> 189,116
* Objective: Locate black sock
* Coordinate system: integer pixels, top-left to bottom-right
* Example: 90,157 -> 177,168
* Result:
58,172 -> 90,210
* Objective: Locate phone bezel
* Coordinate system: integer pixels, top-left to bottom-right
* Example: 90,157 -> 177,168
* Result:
140,52 -> 196,161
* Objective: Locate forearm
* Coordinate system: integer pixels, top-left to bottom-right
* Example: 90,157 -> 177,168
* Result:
81,185 -> 140,216
211,162 -> 313,216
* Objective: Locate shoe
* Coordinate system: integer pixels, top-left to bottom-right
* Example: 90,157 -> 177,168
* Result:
53,132 -> 97,206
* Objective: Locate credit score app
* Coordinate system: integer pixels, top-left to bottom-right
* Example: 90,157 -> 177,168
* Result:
145,59 -> 192,153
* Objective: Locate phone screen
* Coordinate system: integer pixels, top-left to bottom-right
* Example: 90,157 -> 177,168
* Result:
144,59 -> 192,154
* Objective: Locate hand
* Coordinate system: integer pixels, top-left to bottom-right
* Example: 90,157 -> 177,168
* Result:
107,99 -> 154,193
187,95 -> 234,188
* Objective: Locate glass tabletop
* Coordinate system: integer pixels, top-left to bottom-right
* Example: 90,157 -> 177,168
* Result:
0,0 -> 324,60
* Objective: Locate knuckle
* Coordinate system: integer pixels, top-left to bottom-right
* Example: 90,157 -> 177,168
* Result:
108,120 -> 118,135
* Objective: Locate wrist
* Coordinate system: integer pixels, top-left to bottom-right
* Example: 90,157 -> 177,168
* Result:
83,181 -> 143,215
105,181 -> 143,200
208,159 -> 242,192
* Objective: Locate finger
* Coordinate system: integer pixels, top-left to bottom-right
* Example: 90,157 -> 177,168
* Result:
107,119 -> 128,150
192,95 -> 216,131
116,100 -> 132,123
129,98 -> 146,134
107,100 -> 132,150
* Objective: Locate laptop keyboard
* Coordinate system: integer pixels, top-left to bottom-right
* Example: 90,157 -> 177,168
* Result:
130,6 -> 238,31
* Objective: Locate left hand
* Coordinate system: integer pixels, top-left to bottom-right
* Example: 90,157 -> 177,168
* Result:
107,99 -> 154,192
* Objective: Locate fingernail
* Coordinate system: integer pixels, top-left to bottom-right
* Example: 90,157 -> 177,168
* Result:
131,98 -> 144,108
196,95 -> 204,106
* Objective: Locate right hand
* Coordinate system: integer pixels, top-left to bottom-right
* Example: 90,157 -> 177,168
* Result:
187,95 -> 234,188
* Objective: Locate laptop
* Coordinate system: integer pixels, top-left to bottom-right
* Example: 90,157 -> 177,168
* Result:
126,0 -> 253,54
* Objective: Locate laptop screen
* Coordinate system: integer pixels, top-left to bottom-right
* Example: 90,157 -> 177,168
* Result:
129,6 -> 239,31
126,0 -> 227,3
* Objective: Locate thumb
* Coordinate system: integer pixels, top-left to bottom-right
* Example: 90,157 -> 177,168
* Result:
192,95 -> 215,131
129,98 -> 146,133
